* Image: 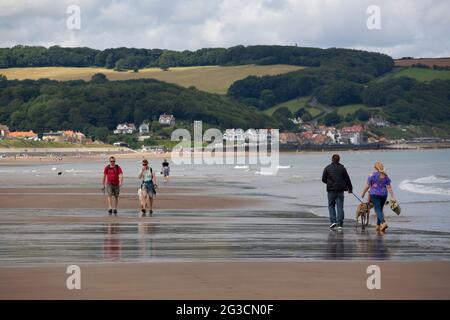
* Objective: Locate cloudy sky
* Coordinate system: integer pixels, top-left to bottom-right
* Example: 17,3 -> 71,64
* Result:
0,0 -> 449,58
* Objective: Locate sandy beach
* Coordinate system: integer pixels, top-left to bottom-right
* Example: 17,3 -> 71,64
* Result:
1,150 -> 450,300
1,261 -> 449,299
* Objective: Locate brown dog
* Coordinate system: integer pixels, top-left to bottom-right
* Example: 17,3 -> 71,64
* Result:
355,202 -> 371,230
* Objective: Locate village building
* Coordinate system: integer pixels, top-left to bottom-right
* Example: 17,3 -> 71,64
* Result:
0,124 -> 10,137
63,130 -> 86,144
367,115 -> 389,127
158,114 -> 175,125
42,131 -> 65,142
7,130 -> 38,141
139,123 -> 150,135
340,124 -> 364,145
114,123 -> 136,134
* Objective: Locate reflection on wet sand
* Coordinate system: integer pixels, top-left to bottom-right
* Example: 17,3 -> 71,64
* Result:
326,230 -> 345,259
0,210 -> 448,265
138,223 -> 156,259
103,223 -> 121,261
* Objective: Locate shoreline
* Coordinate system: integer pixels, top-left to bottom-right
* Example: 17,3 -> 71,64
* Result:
1,145 -> 449,165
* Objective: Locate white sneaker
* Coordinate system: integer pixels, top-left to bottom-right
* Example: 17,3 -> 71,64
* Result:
329,223 -> 337,229
337,225 -> 343,230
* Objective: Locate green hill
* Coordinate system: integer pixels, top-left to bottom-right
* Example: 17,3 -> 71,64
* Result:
393,67 -> 450,82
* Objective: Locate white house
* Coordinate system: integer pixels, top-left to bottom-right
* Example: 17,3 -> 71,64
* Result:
139,123 -> 150,135
114,123 -> 136,135
223,129 -> 245,142
159,114 -> 175,125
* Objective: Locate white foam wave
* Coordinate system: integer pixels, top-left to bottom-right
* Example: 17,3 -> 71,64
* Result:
399,179 -> 450,196
413,175 -> 450,184
277,165 -> 292,169
255,171 -> 275,176
234,165 -> 249,169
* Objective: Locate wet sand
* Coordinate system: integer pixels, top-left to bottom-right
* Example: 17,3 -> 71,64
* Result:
1,261 -> 449,299
0,187 -> 260,210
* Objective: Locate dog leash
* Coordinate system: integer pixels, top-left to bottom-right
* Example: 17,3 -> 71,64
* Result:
352,193 -> 364,203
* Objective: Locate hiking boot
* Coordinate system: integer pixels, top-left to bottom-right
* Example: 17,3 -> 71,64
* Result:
113,209 -> 117,216
329,223 -> 337,229
380,222 -> 388,232
108,209 -> 113,216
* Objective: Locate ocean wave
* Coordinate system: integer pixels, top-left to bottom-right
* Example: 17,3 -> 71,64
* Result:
255,170 -> 275,176
399,179 -> 450,196
277,165 -> 292,169
233,165 -> 249,169
413,175 -> 450,184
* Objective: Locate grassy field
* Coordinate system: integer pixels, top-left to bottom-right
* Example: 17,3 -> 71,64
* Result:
393,67 -> 450,82
0,65 -> 303,94
264,97 -> 322,117
335,104 -> 371,117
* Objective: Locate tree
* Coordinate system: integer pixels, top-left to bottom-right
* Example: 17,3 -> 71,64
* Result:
323,111 -> 343,126
91,73 -> 108,83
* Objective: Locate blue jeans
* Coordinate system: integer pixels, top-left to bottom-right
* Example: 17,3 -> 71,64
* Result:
371,194 -> 387,225
328,191 -> 344,226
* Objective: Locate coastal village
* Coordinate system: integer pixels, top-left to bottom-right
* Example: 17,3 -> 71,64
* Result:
0,113 -> 448,151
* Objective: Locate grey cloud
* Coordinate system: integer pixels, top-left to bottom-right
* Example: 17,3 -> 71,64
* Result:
0,0 -> 449,58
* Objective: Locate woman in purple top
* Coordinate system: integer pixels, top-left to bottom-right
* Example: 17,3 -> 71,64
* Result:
361,161 -> 395,232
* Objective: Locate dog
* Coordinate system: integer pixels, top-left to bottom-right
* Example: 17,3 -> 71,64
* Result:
137,187 -> 152,217
355,202 -> 371,230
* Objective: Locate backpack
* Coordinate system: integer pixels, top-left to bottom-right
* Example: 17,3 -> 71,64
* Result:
105,164 -> 119,174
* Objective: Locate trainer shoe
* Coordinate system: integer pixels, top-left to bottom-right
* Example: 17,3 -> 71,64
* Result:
113,209 -> 117,216
329,223 -> 337,229
108,209 -> 113,216
337,225 -> 343,230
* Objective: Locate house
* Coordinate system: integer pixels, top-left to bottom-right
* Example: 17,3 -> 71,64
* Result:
159,114 -> 175,125
367,115 -> 389,127
142,145 -> 167,153
114,123 -> 136,134
340,125 -> 364,145
139,123 -> 150,135
0,124 -> 10,137
279,132 -> 298,144
63,130 -> 86,144
42,131 -> 64,142
223,129 -> 245,142
7,130 -> 38,140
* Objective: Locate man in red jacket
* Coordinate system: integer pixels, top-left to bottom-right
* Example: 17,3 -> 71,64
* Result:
102,156 -> 123,216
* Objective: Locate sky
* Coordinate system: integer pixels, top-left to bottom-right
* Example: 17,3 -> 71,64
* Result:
0,0 -> 449,58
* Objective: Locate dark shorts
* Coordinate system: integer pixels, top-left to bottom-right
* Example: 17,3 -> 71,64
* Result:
163,167 -> 170,177
106,184 -> 120,197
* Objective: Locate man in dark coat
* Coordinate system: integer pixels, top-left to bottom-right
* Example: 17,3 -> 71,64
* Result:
322,154 -> 353,230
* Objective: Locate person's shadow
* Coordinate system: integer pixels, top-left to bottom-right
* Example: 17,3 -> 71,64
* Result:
326,230 -> 346,259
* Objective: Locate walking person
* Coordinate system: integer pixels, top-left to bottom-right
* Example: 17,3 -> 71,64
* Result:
138,159 -> 157,216
102,156 -> 123,216
361,161 -> 395,232
161,158 -> 170,183
322,154 -> 353,230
